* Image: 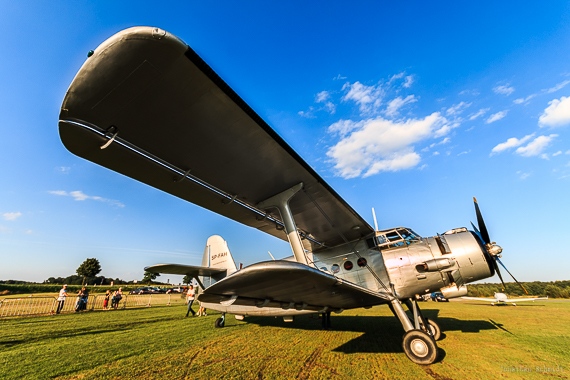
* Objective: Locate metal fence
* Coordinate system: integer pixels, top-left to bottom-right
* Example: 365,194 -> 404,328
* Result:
0,293 -> 187,318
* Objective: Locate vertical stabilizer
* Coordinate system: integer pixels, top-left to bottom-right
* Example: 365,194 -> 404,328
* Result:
201,235 -> 238,275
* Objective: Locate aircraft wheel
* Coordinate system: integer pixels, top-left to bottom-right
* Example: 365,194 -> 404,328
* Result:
402,330 -> 438,365
426,319 -> 442,341
215,317 -> 225,328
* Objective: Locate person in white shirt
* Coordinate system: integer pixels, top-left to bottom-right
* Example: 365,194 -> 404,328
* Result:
56,284 -> 69,314
185,285 -> 196,317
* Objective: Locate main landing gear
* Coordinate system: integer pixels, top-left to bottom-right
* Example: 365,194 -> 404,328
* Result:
389,298 -> 442,365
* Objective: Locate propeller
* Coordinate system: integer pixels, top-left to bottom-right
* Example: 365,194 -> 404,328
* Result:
472,197 -> 528,295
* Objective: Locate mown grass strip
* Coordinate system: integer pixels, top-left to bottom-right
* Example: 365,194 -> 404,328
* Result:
0,300 -> 567,379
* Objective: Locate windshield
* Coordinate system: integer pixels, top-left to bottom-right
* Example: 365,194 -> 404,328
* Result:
375,227 -> 421,250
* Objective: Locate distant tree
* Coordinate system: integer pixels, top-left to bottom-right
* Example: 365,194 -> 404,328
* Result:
76,258 -> 102,285
182,275 -> 192,285
545,285 -> 563,298
143,271 -> 159,284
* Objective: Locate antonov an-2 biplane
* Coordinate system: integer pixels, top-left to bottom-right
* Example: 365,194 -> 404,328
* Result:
58,27 -> 525,365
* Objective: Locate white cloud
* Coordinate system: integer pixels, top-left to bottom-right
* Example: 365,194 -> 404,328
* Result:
517,171 -> 531,180
298,108 -> 316,118
546,80 -> 570,94
326,112 -> 450,178
446,101 -> 471,116
468,108 -> 489,121
324,102 -> 336,114
389,72 -> 414,89
49,190 -> 125,208
315,91 -> 330,103
539,96 -> 570,128
342,81 -> 384,114
485,110 -> 508,124
385,95 -> 417,117
515,134 -> 558,157
490,134 -> 556,158
3,212 -> 22,221
513,94 -> 536,105
513,80 -> 570,105
493,84 -> 515,96
491,134 -> 535,155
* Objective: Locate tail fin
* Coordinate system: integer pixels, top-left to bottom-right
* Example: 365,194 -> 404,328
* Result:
201,235 -> 238,275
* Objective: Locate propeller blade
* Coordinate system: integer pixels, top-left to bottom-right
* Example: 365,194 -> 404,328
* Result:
470,221 -> 482,241
493,260 -> 507,291
473,197 -> 491,244
496,258 -> 529,295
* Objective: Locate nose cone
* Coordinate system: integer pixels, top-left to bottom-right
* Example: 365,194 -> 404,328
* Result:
487,243 -> 503,257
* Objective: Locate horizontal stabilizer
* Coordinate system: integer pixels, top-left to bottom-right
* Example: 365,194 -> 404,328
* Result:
198,260 -> 392,311
144,263 -> 226,277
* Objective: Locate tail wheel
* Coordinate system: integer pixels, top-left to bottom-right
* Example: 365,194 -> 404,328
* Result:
402,330 -> 438,365
215,317 -> 225,328
426,319 -> 442,341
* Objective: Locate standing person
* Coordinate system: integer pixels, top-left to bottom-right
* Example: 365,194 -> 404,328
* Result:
103,290 -> 111,310
112,288 -> 123,310
75,287 -> 88,312
185,285 -> 196,317
56,284 -> 69,314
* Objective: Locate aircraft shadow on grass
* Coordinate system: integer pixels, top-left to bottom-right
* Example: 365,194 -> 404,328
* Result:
241,309 -> 498,355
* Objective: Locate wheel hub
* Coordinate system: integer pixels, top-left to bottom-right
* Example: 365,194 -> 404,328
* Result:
411,338 -> 429,357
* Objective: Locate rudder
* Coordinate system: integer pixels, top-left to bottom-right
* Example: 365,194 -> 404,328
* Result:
201,235 -> 238,275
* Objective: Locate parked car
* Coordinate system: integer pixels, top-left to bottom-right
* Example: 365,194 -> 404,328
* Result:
430,292 -> 449,302
129,287 -> 153,295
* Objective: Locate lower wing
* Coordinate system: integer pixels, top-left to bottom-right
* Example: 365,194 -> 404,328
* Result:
144,263 -> 226,277
198,260 -> 393,312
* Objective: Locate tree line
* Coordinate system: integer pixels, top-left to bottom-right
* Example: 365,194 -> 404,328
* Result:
466,280 -> 570,298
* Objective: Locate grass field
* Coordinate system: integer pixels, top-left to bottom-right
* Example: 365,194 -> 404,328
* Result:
0,299 -> 567,379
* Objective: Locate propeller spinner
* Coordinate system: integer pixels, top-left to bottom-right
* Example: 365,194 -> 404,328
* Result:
472,197 -> 528,294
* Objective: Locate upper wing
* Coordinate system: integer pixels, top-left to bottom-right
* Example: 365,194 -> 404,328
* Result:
58,27 -> 373,252
144,263 -> 226,277
198,260 -> 392,311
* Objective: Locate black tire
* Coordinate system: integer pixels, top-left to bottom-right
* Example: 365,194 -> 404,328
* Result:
402,330 -> 438,365
426,319 -> 442,341
215,317 -> 225,328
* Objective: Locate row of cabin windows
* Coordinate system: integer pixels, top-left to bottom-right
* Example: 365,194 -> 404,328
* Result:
320,257 -> 368,274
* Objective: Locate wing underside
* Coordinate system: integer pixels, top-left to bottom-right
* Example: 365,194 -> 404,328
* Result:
198,260 -> 392,311
58,27 -> 374,252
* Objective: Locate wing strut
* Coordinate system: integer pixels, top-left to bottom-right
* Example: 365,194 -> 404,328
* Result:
257,183 -> 308,265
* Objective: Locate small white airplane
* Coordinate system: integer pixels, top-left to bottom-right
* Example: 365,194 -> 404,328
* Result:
57,26 -> 528,365
462,293 -> 548,306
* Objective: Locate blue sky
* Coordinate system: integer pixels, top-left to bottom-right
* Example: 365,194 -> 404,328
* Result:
1,2 -> 570,284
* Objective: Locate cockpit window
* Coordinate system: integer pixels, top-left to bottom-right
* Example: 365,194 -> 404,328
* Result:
398,228 -> 421,243
375,227 -> 421,250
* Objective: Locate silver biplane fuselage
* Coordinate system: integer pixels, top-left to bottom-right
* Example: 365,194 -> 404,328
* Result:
314,226 -> 491,300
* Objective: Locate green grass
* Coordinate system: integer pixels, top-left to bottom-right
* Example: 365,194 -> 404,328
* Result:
0,300 -> 567,379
